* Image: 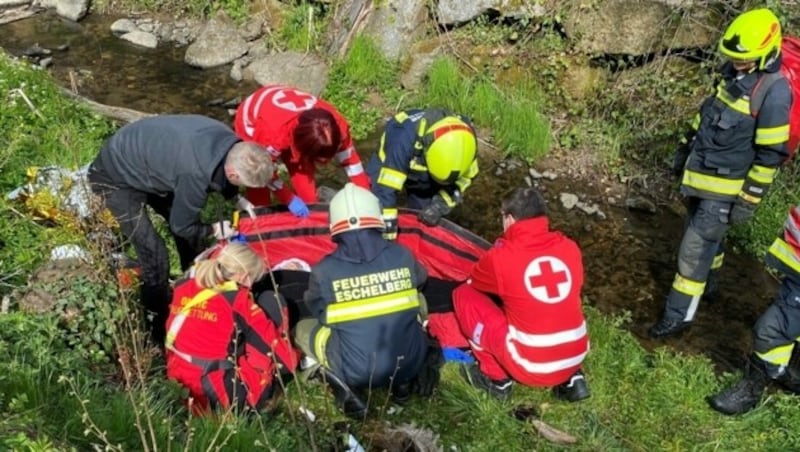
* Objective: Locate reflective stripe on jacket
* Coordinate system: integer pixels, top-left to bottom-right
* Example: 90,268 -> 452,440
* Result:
369,108 -> 478,210
681,61 -> 791,202
468,216 -> 589,385
303,232 -> 428,387
233,85 -> 369,202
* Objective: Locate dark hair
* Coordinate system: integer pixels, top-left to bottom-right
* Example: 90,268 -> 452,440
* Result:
501,187 -> 547,220
293,108 -> 342,163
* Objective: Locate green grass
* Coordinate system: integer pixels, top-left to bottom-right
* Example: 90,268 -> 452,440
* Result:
324,35 -> 402,141
5,304 -> 800,450
416,56 -> 551,162
275,1 -> 329,53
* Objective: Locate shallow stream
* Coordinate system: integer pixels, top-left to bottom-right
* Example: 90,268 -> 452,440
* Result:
0,11 -> 780,374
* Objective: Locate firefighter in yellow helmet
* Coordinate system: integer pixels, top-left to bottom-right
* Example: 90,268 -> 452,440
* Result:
366,109 -> 478,239
650,8 -> 792,338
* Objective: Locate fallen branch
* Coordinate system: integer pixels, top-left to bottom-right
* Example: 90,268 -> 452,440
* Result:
60,87 -> 153,124
0,5 -> 40,26
9,88 -> 44,120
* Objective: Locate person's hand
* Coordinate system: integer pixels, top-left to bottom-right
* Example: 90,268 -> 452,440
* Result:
236,195 -> 256,219
288,196 -> 310,217
212,220 -> 236,240
418,196 -> 451,226
729,200 -> 757,225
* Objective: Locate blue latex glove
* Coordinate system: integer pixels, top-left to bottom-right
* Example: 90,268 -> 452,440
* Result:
442,347 -> 475,364
288,196 -> 310,217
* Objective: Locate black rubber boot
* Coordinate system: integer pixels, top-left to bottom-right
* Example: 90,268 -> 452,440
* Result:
648,316 -> 691,339
702,270 -> 720,302
708,356 -> 770,415
460,363 -> 512,401
319,368 -> 368,420
553,369 -> 591,402
140,283 -> 171,345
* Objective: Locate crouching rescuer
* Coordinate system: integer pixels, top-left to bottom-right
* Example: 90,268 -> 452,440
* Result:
294,183 -> 430,419
165,243 -> 298,414
452,187 -> 590,402
708,205 -> 800,415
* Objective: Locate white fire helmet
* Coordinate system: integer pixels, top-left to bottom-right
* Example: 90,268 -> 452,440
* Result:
329,183 -> 385,236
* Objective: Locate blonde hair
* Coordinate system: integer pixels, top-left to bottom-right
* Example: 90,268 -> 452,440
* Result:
226,141 -> 274,187
193,243 -> 266,289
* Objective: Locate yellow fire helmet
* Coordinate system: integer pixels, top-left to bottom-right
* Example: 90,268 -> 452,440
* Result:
719,8 -> 782,70
423,116 -> 477,185
329,183 -> 385,236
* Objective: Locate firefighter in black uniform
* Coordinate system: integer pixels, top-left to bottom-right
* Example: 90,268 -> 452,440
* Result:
88,114 -> 273,342
366,109 -> 478,239
650,8 -> 793,338
709,205 -> 800,414
294,183 -> 429,419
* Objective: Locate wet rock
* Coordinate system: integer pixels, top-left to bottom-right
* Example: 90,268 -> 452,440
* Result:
524,175 -> 532,187
562,0 -> 721,55
529,168 -> 544,179
38,56 -> 52,68
55,43 -> 69,51
329,0 -> 427,60
400,37 -> 443,89
185,11 -> 249,68
577,201 -> 606,220
624,195 -> 657,214
120,30 -> 158,49
495,167 -> 503,176
239,15 -> 266,41
39,0 -> 89,22
0,0 -> 30,7
560,193 -> 579,210
436,0 -> 546,26
243,51 -> 329,95
221,97 -> 241,109
229,60 -> 243,82
207,98 -> 224,106
110,18 -> 138,35
22,43 -> 50,57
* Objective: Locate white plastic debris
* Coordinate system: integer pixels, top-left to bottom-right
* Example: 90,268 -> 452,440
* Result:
50,244 -> 91,261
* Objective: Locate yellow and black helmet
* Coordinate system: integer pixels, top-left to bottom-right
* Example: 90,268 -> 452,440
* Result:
719,8 -> 782,70
423,116 -> 477,185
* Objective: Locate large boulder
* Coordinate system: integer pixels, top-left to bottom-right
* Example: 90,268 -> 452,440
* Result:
562,0 -> 721,55
327,0 -> 428,60
399,37 -> 444,89
242,51 -> 329,95
436,0 -> 547,25
184,11 -> 249,68
33,0 -> 88,21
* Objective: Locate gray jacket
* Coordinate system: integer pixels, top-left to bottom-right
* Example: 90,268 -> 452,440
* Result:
93,114 -> 240,241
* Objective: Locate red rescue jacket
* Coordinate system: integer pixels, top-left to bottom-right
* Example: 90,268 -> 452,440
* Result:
165,278 -> 297,412
233,85 -> 370,203
469,217 -> 589,386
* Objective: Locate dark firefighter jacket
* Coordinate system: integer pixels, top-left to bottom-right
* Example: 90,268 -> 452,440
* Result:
370,108 -> 479,211
765,206 -> 800,299
679,59 -> 792,204
303,228 -> 428,387
94,114 -> 240,244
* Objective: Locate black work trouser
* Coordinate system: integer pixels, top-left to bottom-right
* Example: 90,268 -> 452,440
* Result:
753,279 -> 800,378
88,163 -> 203,341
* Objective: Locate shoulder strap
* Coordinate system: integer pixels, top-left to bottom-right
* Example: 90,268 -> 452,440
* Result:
166,280 -> 239,349
750,71 -> 785,117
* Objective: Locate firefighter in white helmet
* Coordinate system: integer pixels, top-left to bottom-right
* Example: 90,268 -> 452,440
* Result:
293,183 -> 430,419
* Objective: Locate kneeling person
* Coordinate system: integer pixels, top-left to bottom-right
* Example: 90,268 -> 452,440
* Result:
166,243 -> 298,414
453,187 -> 590,402
295,183 -> 428,419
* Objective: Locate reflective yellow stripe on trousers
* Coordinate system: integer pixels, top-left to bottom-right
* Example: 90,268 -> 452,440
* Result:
681,170 -> 744,196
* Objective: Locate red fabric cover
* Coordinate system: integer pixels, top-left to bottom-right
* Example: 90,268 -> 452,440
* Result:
234,206 -> 490,281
